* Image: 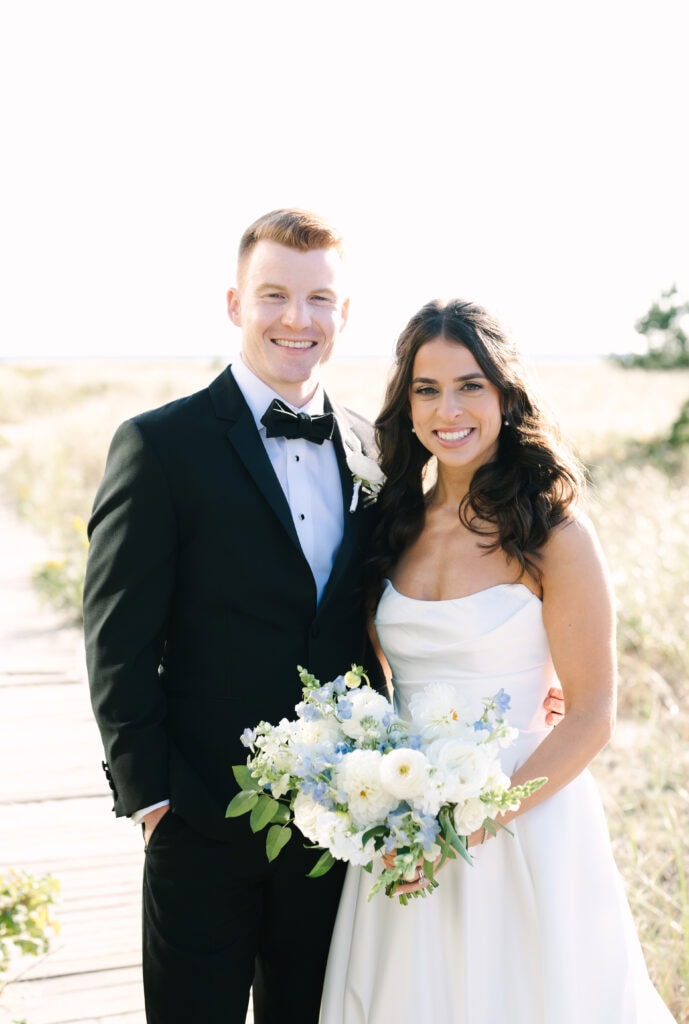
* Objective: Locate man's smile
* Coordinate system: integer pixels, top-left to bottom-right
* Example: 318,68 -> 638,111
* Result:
272,338 -> 317,349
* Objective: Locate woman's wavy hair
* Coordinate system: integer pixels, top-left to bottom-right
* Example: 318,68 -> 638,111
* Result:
367,299 -> 584,608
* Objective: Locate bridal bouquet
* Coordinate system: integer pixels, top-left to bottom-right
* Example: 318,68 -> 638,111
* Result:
227,666 -> 545,904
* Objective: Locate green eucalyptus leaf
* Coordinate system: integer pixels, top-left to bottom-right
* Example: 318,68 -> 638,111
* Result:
232,764 -> 261,791
250,794 -> 281,832
361,825 -> 388,845
266,824 -> 293,862
272,803 -> 292,825
306,850 -> 335,878
225,790 -> 259,818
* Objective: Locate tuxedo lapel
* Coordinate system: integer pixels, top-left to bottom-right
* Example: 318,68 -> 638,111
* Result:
207,370 -> 375,604
208,368 -> 302,552
319,396 -> 373,611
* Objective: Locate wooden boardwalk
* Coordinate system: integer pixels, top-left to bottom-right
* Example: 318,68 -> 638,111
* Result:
0,476 -> 148,1024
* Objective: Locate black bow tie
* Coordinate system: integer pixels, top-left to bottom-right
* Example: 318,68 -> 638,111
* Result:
261,399 -> 335,445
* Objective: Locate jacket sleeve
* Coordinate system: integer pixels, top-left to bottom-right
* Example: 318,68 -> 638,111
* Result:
83,418 -> 177,816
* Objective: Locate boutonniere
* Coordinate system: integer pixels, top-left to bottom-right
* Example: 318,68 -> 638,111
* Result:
344,441 -> 386,513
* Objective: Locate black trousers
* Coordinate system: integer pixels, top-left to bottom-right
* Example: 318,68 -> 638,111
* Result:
142,811 -> 346,1024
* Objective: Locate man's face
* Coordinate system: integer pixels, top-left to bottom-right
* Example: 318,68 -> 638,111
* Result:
227,240 -> 349,406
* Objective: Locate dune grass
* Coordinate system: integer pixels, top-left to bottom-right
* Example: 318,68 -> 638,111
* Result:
1,356 -> 687,1018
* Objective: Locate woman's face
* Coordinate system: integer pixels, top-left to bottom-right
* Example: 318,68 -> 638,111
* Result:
408,336 -> 503,474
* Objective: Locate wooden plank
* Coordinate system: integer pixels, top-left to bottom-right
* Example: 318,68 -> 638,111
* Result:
0,966 -> 146,1024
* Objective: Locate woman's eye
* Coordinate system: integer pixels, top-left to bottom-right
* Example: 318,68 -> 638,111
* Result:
414,386 -> 437,396
461,381 -> 483,392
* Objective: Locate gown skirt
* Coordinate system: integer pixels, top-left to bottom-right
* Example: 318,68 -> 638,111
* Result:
319,581 -> 675,1023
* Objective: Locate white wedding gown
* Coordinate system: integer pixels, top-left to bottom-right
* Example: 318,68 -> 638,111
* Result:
320,581 -> 675,1023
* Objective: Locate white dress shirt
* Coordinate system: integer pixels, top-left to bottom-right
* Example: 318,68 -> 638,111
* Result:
133,359 -> 345,824
231,357 -> 344,603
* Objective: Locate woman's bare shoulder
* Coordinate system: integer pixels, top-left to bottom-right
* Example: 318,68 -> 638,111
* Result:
540,507 -> 609,581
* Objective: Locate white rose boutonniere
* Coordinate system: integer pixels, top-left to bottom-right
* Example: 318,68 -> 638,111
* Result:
344,443 -> 386,513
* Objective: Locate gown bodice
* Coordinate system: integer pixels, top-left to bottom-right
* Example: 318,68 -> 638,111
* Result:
375,579 -> 559,735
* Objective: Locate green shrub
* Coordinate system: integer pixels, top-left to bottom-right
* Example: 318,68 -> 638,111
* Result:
612,285 -> 689,369
0,871 -> 59,989
669,398 -> 689,448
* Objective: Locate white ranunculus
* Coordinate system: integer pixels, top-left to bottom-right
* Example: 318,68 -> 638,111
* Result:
293,792 -> 324,844
334,749 -> 399,829
340,690 -> 392,742
379,748 -> 430,801
453,797 -> 487,836
408,683 -> 473,739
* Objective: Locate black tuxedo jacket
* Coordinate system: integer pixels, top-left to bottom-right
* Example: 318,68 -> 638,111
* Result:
84,366 -> 383,841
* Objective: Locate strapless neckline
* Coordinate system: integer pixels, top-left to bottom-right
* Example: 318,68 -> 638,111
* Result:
383,579 -> 541,605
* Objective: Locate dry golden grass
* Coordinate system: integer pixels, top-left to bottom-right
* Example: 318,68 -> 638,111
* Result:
1,356 -> 688,1019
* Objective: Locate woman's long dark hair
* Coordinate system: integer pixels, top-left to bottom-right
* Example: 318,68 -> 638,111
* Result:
367,299 -> 584,610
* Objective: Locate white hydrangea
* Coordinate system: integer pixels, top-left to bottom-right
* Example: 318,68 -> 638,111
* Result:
495,724 -> 520,749
317,811 -> 377,866
340,690 -> 392,742
426,736 -> 493,803
292,716 -> 343,748
410,771 -> 446,819
256,718 -> 300,773
479,764 -> 513,819
271,774 -> 292,799
334,749 -> 398,829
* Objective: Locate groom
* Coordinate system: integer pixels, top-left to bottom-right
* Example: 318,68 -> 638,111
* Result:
83,208 -> 386,1024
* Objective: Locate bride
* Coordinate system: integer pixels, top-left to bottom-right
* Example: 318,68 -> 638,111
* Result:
319,300 -> 674,1023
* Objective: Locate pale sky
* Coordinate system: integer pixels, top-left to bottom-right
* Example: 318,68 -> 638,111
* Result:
1,0 -> 687,363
